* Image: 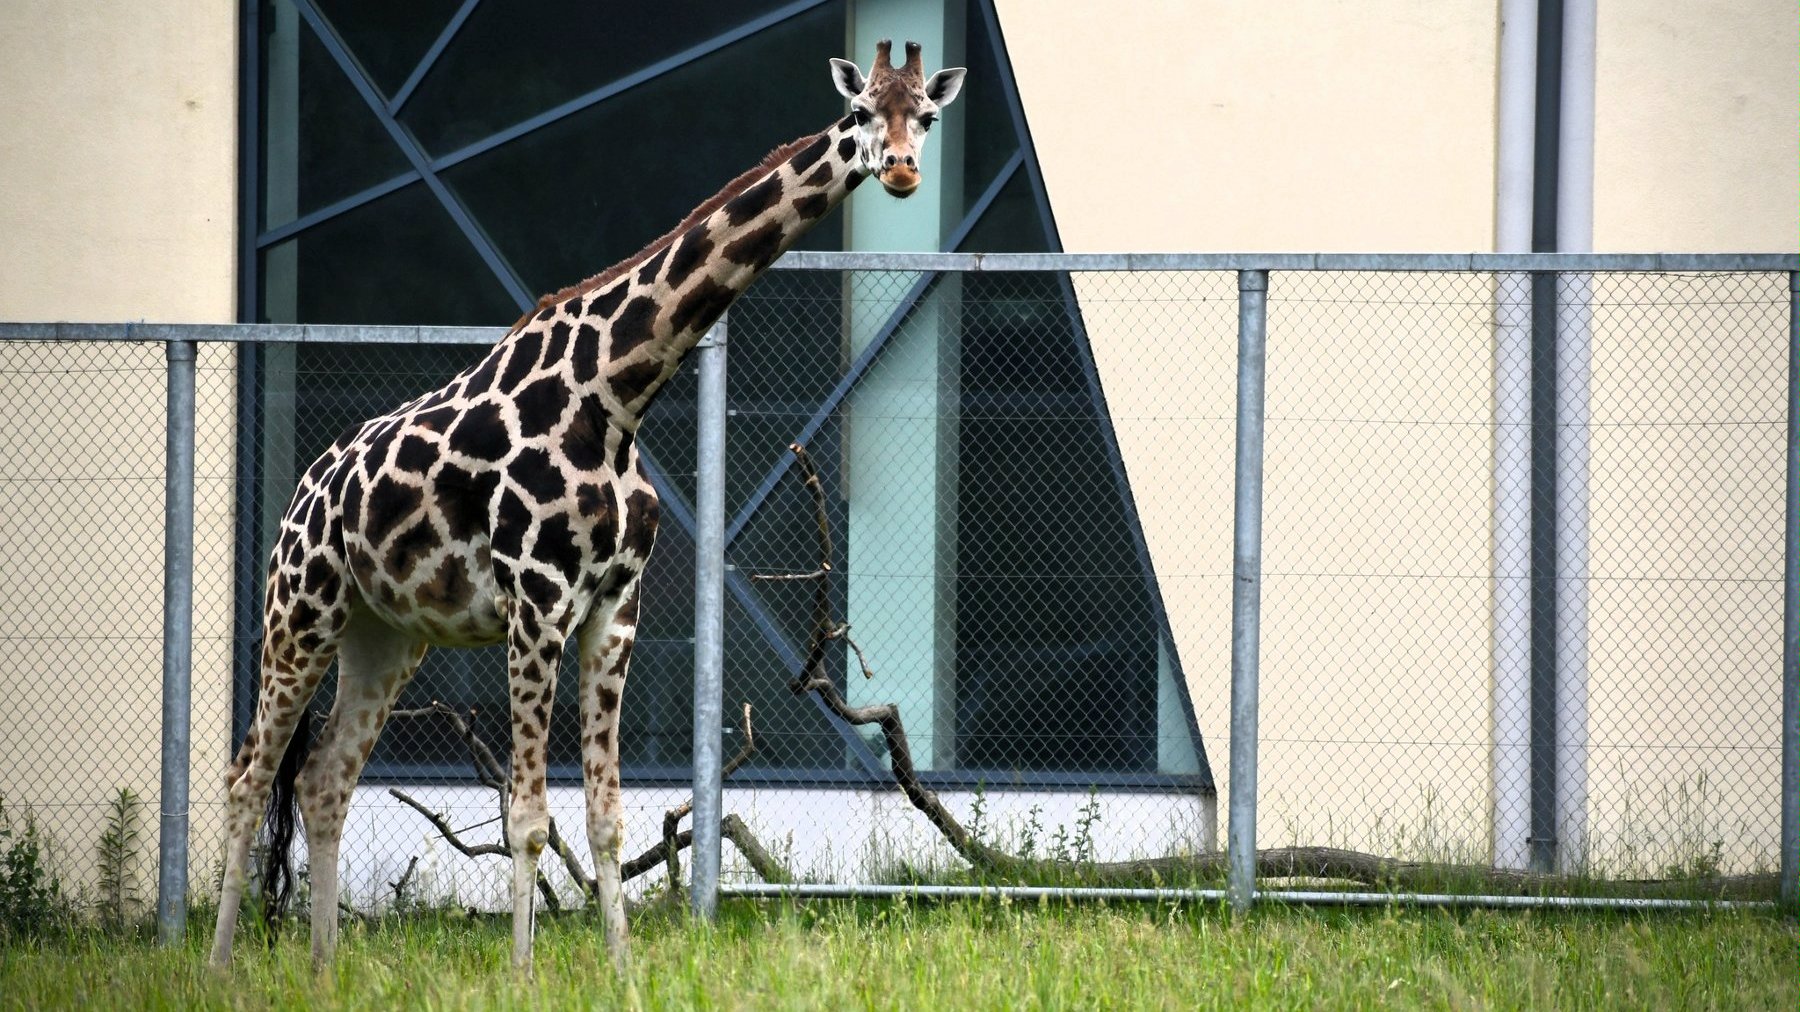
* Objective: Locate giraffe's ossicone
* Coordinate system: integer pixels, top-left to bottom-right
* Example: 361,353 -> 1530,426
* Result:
209,39 -> 966,975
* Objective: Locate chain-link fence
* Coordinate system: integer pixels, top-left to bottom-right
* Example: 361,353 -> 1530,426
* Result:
0,253 -> 1793,933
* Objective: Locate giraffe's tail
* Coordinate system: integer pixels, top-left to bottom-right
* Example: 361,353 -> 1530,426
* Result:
260,710 -> 314,941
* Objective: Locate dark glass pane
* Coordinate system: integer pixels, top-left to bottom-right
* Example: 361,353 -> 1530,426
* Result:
439,1 -> 846,296
954,271 -> 1157,772
314,0 -> 466,98
722,586 -> 848,772
955,170 -> 1047,254
258,182 -> 519,325
259,0 -> 414,231
716,270 -> 850,518
957,2 -> 1020,212
401,0 -> 821,155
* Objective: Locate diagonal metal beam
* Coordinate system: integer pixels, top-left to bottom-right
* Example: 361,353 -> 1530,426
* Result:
722,152 -> 1021,547
292,0 -> 535,310
256,170 -> 421,249
256,0 -> 826,264
428,0 -> 831,173
389,0 -> 482,114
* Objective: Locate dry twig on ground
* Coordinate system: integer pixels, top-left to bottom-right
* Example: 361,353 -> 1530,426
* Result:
388,699 -> 788,906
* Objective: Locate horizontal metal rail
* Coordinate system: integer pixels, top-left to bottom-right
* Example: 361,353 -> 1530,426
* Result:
2,253 -> 1793,346
0,322 -> 506,344
771,251 -> 1800,273
721,882 -> 1775,912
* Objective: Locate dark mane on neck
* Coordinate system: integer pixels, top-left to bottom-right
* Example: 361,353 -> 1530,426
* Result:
510,131 -> 825,330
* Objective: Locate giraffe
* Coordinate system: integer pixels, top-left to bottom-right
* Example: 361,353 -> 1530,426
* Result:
208,40 -> 965,974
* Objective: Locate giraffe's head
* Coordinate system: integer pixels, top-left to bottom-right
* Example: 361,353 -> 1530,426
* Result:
831,40 -> 966,198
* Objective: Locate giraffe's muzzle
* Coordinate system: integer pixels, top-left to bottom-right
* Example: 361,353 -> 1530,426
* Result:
879,164 -> 921,197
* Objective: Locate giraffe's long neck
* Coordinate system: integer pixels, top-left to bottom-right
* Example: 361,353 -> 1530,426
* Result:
546,115 -> 867,430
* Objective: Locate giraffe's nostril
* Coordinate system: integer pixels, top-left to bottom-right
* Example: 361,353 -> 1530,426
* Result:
904,155 -> 916,169
883,154 -> 898,169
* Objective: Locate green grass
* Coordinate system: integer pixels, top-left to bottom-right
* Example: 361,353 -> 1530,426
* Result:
3,900 -> 1793,1010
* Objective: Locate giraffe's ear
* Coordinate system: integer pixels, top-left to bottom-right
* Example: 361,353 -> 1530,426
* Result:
925,67 -> 966,108
830,58 -> 867,99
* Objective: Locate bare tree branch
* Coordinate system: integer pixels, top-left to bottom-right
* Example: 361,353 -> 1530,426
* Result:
387,789 -> 508,859
389,855 -> 420,908
749,568 -> 831,582
721,814 -> 791,885
776,444 -> 1020,873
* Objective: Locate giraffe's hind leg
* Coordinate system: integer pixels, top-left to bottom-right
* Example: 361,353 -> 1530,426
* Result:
503,598 -> 566,974
296,607 -> 427,970
209,571 -> 346,967
576,576 -> 641,973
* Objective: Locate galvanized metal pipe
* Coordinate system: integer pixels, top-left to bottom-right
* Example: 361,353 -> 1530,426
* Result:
1228,269 -> 1269,913
1491,0 -> 1538,873
690,317 -> 729,919
1782,271 -> 1799,909
1257,889 -> 1771,913
724,882 -> 1228,903
718,882 -> 1771,913
156,340 -> 197,945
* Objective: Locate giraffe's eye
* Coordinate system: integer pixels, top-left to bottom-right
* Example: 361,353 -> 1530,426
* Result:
919,116 -> 936,132
852,107 -> 872,126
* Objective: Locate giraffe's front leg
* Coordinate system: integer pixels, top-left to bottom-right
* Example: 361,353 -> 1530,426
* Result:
505,602 -> 562,974
577,578 -> 641,973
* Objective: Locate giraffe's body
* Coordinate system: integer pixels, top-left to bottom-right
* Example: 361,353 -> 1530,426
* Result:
209,41 -> 964,973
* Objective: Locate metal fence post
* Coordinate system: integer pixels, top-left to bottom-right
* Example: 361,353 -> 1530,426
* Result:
157,339 -> 197,945
1782,271 -> 1798,910
691,315 -> 729,919
1228,269 -> 1268,914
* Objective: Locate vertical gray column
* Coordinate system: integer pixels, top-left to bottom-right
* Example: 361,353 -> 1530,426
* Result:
1781,272 -> 1798,909
1491,0 -> 1538,872
1552,0 -> 1597,873
691,317 -> 729,919
157,339 -> 197,945
1228,270 -> 1269,913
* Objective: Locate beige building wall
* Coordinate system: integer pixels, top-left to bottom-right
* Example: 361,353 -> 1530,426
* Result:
1000,0 -> 1791,868
1593,1 -> 1798,252
0,1 -> 238,899
1582,1 -> 1796,869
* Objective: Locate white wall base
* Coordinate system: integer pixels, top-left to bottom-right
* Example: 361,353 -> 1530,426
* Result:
305,783 -> 1217,912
